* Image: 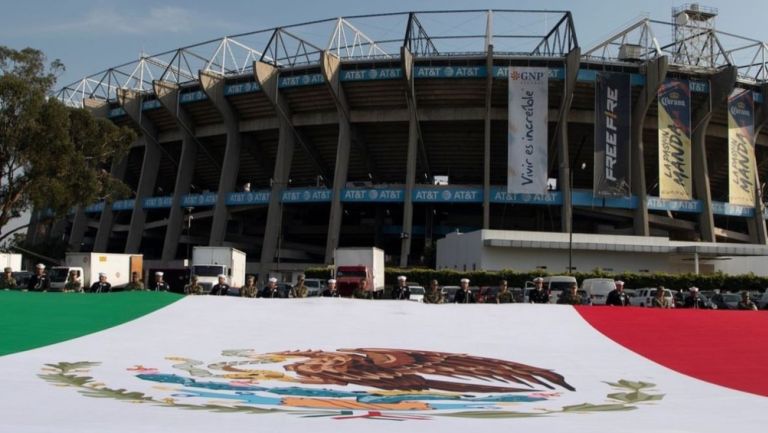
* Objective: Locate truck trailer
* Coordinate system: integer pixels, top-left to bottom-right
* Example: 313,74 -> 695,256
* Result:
191,247 -> 246,293
333,247 -> 385,297
49,253 -> 143,291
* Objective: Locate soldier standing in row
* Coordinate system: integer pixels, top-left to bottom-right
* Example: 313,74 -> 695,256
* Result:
1,267 -> 16,290
557,282 -> 582,305
497,280 -> 514,304
125,272 -> 145,291
528,277 -> 549,304
209,275 -> 230,296
28,264 -> 50,292
454,278 -> 476,303
737,291 -> 758,311
423,279 -> 443,304
184,275 -> 204,295
322,279 -> 341,297
90,273 -> 112,293
240,275 -> 259,298
651,286 -> 671,308
606,280 -> 630,306
64,270 -> 83,293
392,275 -> 410,300
150,272 -> 170,292
261,277 -> 280,298
291,274 -> 308,298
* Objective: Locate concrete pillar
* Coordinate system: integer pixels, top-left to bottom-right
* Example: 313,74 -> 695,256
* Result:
154,80 -> 199,263
748,83 -> 768,244
632,56 -> 669,236
556,48 -> 581,233
66,209 -> 87,251
692,66 -> 737,242
255,61 -> 295,285
84,98 -> 128,252
400,47 -> 417,267
200,71 -> 242,246
321,52 -> 352,263
483,45 -> 494,229
118,88 -> 161,253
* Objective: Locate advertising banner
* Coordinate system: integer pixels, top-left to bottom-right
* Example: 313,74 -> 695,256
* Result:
657,79 -> 692,200
508,67 -> 548,194
594,72 -> 631,197
728,88 -> 757,207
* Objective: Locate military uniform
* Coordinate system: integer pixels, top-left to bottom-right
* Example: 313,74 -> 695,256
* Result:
423,288 -> 444,304
261,286 -> 280,298
27,274 -> 50,292
606,289 -> 630,306
210,283 -> 230,296
64,279 -> 83,293
240,284 -> 259,298
557,291 -> 581,305
90,282 -> 112,293
149,281 -> 170,292
737,300 -> 758,311
291,283 -> 308,298
322,288 -> 341,297
528,288 -> 549,304
651,296 -> 670,308
125,281 -> 145,291
454,289 -> 476,304
392,285 -> 410,300
0,275 -> 17,290
184,283 -> 204,295
497,290 -> 514,304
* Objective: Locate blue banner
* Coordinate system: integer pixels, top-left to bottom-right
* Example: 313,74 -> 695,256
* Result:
412,187 -> 483,203
490,187 -> 562,205
226,191 -> 271,206
711,201 -> 755,217
341,188 -> 404,202
572,190 -> 603,207
84,202 -> 105,213
108,107 -> 126,118
179,90 -> 208,104
646,196 -> 701,213
341,68 -> 402,81
112,199 -> 135,211
141,99 -> 161,111
413,66 -> 487,79
281,188 -> 332,203
143,196 -> 173,209
181,193 -> 217,207
224,81 -> 260,96
278,74 -> 324,88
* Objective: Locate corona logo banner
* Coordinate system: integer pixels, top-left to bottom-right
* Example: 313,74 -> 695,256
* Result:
508,67 -> 548,194
594,72 -> 631,197
657,79 -> 693,200
728,88 -> 757,207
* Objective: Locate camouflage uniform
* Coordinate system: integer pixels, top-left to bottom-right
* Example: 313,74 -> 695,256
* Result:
292,284 -> 308,298
423,288 -> 444,304
651,296 -> 670,308
557,291 -> 582,305
184,283 -> 204,296
125,281 -> 145,291
737,300 -> 758,311
0,275 -> 17,290
497,289 -> 514,304
64,279 -> 83,293
240,284 -> 259,298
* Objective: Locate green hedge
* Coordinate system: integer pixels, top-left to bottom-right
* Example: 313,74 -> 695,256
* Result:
304,267 -> 767,292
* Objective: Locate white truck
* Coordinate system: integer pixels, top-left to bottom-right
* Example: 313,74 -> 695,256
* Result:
191,247 -> 246,293
49,253 -> 143,291
333,247 -> 385,297
0,253 -> 22,271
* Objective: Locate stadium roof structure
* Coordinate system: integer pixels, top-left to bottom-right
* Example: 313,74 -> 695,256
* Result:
54,9 -> 768,108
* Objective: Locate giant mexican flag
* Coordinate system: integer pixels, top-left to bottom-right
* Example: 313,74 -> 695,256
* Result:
0,292 -> 765,432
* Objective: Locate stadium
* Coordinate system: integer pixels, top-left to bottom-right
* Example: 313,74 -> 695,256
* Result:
43,6 -> 768,279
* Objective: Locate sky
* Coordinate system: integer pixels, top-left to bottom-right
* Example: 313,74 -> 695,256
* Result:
1,0 -> 767,239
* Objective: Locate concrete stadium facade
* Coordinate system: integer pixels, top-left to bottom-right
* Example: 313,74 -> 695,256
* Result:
41,9 -> 768,280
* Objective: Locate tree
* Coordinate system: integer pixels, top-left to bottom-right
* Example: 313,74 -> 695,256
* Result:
0,46 -> 136,232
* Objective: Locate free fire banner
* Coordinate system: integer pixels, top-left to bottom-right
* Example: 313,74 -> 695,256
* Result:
508,67 -> 548,194
728,88 -> 757,207
594,72 -> 631,197
657,79 -> 692,200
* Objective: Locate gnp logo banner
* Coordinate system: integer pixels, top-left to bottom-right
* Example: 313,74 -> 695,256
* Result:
508,67 -> 548,194
728,88 -> 756,207
594,72 -> 631,197
657,79 -> 692,200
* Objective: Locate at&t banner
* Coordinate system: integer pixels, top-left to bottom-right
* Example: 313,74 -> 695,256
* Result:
657,79 -> 692,200
508,67 -> 548,194
728,88 -> 757,207
594,72 -> 631,197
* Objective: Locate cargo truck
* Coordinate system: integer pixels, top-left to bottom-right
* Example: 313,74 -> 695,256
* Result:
191,247 -> 246,293
0,253 -> 22,271
49,253 -> 143,291
333,247 -> 385,297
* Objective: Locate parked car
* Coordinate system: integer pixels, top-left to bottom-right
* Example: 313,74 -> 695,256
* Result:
11,271 -> 32,289
408,285 -> 425,302
758,291 -> 768,310
303,278 -> 326,297
581,278 -> 617,305
632,287 -> 675,308
441,286 -> 460,303
710,293 -> 741,310
479,286 -> 500,303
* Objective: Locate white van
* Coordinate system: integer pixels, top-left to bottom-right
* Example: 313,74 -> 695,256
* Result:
581,278 -> 617,305
542,275 -> 578,304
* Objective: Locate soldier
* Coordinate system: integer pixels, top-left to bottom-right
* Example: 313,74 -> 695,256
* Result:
27,263 -> 50,292
90,272 -> 112,293
261,277 -> 280,298
184,275 -> 204,295
149,271 -> 170,292
291,274 -> 308,298
322,279 -> 341,297
0,267 -> 16,290
497,279 -> 514,304
423,279 -> 444,304
737,291 -> 758,311
454,278 -> 476,304
209,274 -> 230,296
651,286 -> 671,308
606,280 -> 630,306
353,279 -> 371,299
240,275 -> 259,298
557,282 -> 582,305
683,287 -> 708,309
528,277 -> 549,304
392,275 -> 410,300
64,270 -> 83,293
125,272 -> 145,291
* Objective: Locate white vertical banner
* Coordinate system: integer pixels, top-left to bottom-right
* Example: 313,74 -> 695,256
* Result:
508,67 -> 549,194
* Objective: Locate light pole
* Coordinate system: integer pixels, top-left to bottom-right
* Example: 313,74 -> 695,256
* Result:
185,207 -> 194,266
